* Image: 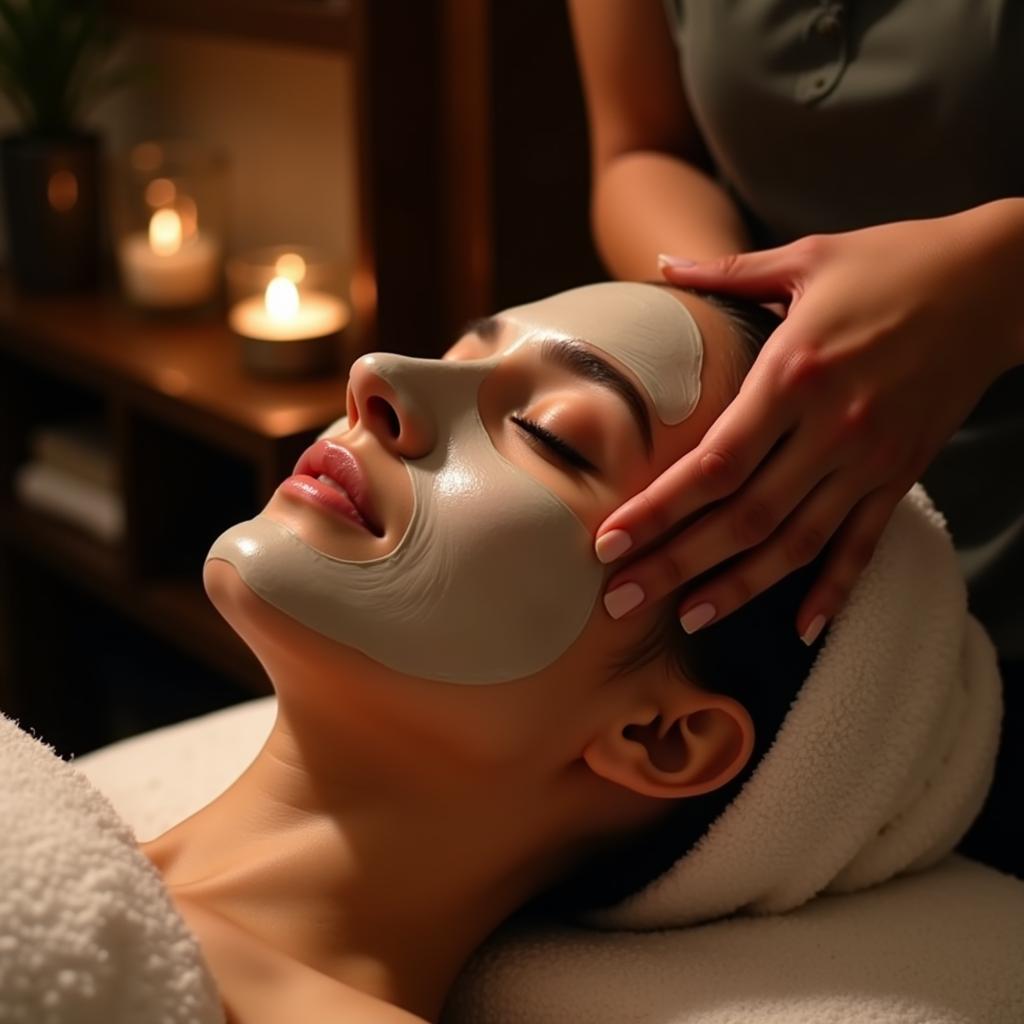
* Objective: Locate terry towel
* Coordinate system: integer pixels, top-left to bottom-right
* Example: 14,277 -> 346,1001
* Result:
584,482 -> 1004,930
444,854 -> 1024,1023
0,712 -> 224,1024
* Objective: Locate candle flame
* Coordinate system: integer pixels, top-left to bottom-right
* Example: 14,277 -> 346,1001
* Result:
265,275 -> 300,322
149,208 -> 183,256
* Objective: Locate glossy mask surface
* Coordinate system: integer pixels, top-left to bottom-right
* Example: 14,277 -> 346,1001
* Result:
502,283 -> 703,425
207,283 -> 705,684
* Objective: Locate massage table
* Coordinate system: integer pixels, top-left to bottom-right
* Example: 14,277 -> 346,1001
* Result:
67,695 -> 1024,1024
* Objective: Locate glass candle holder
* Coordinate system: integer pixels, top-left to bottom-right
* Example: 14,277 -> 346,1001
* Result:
227,245 -> 349,377
113,140 -> 227,310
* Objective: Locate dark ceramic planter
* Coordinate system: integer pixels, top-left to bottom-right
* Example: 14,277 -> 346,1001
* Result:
1,132 -> 102,291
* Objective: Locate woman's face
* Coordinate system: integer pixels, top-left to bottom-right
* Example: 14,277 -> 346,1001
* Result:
207,284 -> 743,693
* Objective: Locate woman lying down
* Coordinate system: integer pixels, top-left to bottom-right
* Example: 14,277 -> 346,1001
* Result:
0,283 -> 1007,1023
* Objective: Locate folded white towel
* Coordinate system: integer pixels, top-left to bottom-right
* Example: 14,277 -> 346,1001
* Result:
14,460 -> 124,544
583,483 -> 1003,930
73,695 -> 1024,1024
0,713 -> 224,1024
445,855 -> 1024,1023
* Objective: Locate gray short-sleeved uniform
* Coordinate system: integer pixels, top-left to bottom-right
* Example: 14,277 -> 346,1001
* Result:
668,0 -> 1024,659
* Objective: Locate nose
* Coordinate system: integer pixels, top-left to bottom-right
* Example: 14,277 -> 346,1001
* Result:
346,353 -> 436,458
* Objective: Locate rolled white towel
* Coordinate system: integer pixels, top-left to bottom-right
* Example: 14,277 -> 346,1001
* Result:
584,484 -> 1003,930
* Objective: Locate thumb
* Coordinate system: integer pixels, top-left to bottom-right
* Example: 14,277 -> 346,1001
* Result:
658,244 -> 806,302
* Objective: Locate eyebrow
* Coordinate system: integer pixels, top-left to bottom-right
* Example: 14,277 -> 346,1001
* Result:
538,338 -> 653,455
462,315 -> 653,454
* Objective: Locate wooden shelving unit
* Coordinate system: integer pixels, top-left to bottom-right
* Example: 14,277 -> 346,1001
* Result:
0,500 -> 264,692
0,279 -> 352,751
108,0 -> 351,52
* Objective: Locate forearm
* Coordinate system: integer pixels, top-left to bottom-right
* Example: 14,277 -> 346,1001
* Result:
592,150 -> 751,280
961,197 -> 1024,371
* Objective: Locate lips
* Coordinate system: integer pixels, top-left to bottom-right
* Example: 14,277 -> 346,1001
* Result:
290,440 -> 383,536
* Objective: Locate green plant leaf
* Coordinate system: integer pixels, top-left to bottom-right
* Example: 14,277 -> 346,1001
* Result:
0,65 -> 31,123
0,0 -> 30,46
0,0 -> 134,134
75,59 -> 152,119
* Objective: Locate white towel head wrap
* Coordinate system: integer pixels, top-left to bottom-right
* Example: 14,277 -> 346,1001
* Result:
581,484 -> 1003,930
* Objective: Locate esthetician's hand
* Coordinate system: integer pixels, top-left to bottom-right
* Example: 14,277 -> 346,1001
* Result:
595,201 -> 1024,644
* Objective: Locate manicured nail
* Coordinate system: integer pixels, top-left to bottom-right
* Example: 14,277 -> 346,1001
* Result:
801,613 -> 827,647
680,602 -> 716,634
657,253 -> 697,269
604,582 -> 645,620
595,528 -> 633,564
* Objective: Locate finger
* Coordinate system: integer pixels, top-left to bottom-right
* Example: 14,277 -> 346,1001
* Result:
794,482 -> 909,644
670,465 -> 881,633
603,420 -> 844,610
657,240 -> 815,302
595,354 -> 798,563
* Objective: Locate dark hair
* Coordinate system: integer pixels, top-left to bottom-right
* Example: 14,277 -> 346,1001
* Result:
516,288 -> 831,922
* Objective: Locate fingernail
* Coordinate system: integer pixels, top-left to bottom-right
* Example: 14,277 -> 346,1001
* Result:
657,253 -> 697,269
604,582 -> 645,620
595,528 -> 633,564
680,602 -> 716,634
801,613 -> 827,647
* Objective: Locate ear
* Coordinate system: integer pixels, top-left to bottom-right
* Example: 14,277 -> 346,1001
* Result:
581,690 -> 755,799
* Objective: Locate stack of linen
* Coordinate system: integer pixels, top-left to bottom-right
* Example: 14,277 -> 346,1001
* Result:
14,419 -> 124,544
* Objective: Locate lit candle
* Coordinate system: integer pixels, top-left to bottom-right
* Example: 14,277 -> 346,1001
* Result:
118,206 -> 220,309
229,256 -> 348,341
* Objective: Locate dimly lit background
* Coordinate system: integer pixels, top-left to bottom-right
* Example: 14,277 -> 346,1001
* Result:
0,0 -> 603,758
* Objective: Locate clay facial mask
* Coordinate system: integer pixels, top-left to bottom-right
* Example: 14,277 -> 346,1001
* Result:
501,283 -> 703,425
207,282 -> 704,684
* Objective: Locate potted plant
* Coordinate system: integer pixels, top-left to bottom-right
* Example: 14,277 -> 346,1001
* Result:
0,0 -> 139,291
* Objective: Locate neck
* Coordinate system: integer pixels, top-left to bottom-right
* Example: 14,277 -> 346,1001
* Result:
140,687 -> 589,1022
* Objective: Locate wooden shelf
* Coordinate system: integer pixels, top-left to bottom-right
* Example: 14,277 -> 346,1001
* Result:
0,500 -> 270,695
109,0 -> 351,52
0,279 -> 347,462
0,278 -> 339,733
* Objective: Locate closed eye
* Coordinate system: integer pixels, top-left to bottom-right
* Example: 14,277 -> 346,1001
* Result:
511,414 -> 598,474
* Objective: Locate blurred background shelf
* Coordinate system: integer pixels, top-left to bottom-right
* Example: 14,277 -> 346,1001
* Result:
0,500 -> 267,694
0,279 -> 334,754
0,274 -> 348,466
0,0 -> 602,757
109,0 -> 352,52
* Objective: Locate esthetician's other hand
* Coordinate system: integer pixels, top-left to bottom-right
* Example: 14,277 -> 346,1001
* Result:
596,200 -> 1024,644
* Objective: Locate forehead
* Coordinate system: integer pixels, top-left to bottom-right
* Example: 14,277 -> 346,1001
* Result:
497,283 -> 704,426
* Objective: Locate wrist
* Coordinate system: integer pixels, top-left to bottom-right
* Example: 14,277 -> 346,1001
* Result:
594,152 -> 751,277
954,198 -> 1024,373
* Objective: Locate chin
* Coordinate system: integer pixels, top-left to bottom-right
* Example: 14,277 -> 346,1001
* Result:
202,558 -> 517,765
203,557 -> 307,662
204,558 -> 260,632
202,557 -> 392,688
